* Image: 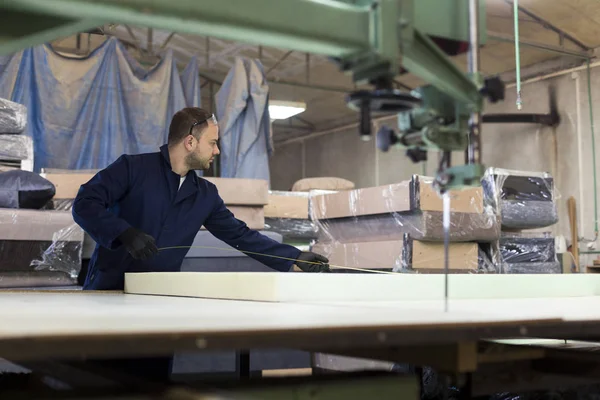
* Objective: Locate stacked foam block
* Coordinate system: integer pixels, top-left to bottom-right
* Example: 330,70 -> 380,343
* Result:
481,168 -> 560,274
0,98 -> 31,172
0,98 -> 84,288
41,172 -> 271,259
263,191 -> 317,246
308,175 -> 500,274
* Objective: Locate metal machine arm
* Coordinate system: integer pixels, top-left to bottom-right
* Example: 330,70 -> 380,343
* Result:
0,0 -> 500,189
1,1 -> 481,105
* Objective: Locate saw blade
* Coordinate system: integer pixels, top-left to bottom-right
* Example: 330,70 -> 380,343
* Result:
443,191 -> 450,312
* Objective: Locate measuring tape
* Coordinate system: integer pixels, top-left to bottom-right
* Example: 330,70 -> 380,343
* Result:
158,245 -> 395,275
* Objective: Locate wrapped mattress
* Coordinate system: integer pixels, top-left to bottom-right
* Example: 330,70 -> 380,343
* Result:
482,168 -> 558,230
311,175 -> 499,243
488,232 -> 561,274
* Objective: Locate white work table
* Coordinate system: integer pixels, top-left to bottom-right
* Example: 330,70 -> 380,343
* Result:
1,273 -> 600,361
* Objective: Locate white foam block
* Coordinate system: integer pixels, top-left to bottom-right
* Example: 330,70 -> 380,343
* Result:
124,272 -> 600,303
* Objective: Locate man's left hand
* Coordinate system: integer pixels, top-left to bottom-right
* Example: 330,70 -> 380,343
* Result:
295,252 -> 330,272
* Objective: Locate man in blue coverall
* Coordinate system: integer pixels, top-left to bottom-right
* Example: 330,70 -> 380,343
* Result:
71,107 -> 330,381
73,107 -> 330,292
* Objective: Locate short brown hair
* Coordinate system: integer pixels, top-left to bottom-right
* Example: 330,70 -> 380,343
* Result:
168,107 -> 214,145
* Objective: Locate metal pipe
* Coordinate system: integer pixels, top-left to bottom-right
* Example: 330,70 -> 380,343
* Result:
466,0 -> 482,165
267,50 -> 293,75
198,70 -> 358,93
487,31 -> 591,60
205,37 -> 210,68
482,113 -> 559,127
294,116 -> 316,130
159,32 -> 175,50
124,25 -> 141,53
468,1 -> 480,77
208,82 -> 214,114
305,53 -> 310,84
147,27 -> 153,54
504,0 -> 590,51
276,114 -> 396,147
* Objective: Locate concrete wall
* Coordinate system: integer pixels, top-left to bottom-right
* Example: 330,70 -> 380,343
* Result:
270,125 -> 438,190
270,64 -> 600,253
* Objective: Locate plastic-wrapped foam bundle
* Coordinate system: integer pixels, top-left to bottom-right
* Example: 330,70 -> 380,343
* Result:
481,168 -> 558,230
0,98 -> 27,134
308,175 -> 500,274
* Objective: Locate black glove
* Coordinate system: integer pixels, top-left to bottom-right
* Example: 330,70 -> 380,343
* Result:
118,227 -> 158,260
295,252 -> 330,272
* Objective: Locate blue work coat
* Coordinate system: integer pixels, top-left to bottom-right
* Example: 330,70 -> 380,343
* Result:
72,145 -> 301,290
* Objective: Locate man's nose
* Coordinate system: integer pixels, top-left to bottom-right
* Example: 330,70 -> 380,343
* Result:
214,145 -> 220,155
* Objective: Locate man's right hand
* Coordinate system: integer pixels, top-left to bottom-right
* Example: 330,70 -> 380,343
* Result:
118,227 -> 158,260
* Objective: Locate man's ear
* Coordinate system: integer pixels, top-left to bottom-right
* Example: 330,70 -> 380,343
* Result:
184,135 -> 195,150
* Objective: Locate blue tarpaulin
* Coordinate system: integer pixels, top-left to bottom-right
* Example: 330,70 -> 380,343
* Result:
215,57 -> 272,183
0,38 -> 201,172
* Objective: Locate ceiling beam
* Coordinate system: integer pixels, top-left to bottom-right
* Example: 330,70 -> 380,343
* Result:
198,70 -> 360,94
272,122 -> 313,132
123,25 -> 142,54
147,27 -> 153,54
488,31 -> 592,60
159,32 -> 175,50
293,116 -> 316,130
505,0 -> 591,51
266,50 -> 294,76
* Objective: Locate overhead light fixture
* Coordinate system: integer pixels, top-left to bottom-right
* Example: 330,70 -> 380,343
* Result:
269,100 -> 306,120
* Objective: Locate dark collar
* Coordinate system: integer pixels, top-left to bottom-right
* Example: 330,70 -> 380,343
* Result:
159,144 -> 199,187
160,144 -> 172,167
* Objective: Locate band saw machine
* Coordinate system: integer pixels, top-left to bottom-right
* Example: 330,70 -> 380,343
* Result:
2,1 -> 594,398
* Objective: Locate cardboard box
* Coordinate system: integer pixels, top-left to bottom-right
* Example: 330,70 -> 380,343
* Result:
311,175 -> 483,220
201,206 -> 264,230
0,209 -> 83,241
407,240 -> 479,273
204,177 -> 268,205
41,173 -> 94,199
264,191 -> 309,219
311,237 -> 482,273
311,240 -> 402,270
43,173 -> 269,206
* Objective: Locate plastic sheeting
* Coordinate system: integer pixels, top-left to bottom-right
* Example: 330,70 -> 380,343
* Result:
0,134 -> 33,160
482,168 -> 559,230
312,211 -> 500,244
308,177 -> 499,274
310,177 -> 500,243
264,218 -> 317,241
215,57 -> 272,182
0,209 -> 84,286
0,98 -> 26,134
263,190 -> 317,240
311,235 -> 494,274
0,38 -> 201,171
0,134 -> 34,171
490,232 -> 561,274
